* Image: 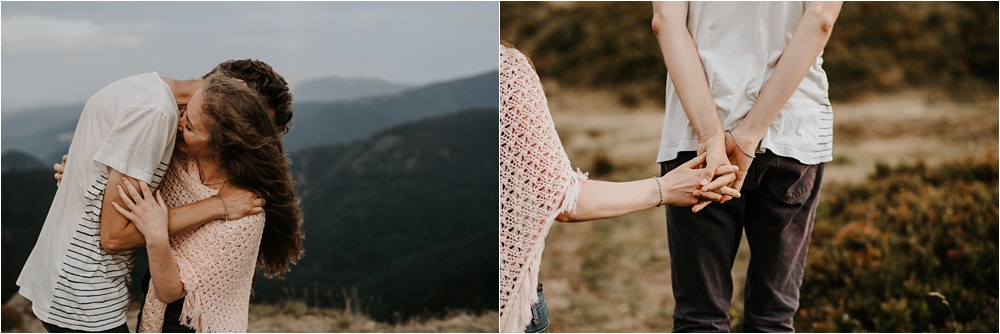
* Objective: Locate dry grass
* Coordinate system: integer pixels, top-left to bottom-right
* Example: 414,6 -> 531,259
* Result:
247,301 -> 497,333
538,88 -> 998,332
1,295 -> 497,333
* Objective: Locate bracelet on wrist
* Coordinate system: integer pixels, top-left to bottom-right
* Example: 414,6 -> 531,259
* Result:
653,176 -> 664,207
727,129 -> 756,159
211,194 -> 229,222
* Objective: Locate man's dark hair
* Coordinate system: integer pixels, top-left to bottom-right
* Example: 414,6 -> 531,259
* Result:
204,59 -> 294,135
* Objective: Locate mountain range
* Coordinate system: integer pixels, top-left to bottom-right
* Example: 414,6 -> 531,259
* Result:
282,71 -> 498,152
1,71 -> 498,162
291,76 -> 412,103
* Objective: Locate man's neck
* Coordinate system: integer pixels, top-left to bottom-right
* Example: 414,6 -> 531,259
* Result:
161,77 -> 204,110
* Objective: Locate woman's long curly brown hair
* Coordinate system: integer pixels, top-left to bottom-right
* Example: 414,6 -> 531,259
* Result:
200,74 -> 304,277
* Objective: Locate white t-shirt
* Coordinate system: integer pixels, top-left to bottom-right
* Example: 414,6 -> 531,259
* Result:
657,1 -> 833,165
16,72 -> 178,331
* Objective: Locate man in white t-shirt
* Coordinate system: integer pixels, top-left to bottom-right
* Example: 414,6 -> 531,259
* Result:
17,60 -> 292,332
651,2 -> 843,332
17,72 -> 185,332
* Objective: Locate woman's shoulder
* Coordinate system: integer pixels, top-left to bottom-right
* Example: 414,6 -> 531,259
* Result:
225,212 -> 266,230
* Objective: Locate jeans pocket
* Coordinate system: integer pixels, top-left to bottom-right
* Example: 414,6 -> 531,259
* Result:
766,156 -> 818,205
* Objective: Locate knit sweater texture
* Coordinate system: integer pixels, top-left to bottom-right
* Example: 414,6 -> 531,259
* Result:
139,152 -> 265,332
499,44 -> 588,332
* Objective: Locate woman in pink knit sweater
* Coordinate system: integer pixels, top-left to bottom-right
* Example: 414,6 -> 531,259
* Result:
113,74 -> 303,332
499,43 -> 740,332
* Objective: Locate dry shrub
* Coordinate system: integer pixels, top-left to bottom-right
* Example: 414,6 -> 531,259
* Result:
798,153 -> 999,332
1,305 -> 24,332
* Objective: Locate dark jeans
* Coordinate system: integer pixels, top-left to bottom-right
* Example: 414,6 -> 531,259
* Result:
136,270 -> 195,333
524,283 -> 549,333
41,322 -> 129,333
661,151 -> 825,333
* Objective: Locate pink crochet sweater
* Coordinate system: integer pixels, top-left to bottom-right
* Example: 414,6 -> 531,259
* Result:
499,44 -> 588,332
139,152 -> 265,333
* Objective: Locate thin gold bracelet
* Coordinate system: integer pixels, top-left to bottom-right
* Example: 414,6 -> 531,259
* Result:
211,194 -> 228,222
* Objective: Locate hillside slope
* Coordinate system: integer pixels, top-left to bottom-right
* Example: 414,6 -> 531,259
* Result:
282,71 -> 498,152
253,109 -> 497,321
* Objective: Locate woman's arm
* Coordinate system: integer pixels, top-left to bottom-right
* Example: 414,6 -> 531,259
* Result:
556,153 -> 740,222
64,158 -> 261,252
111,180 -> 185,303
56,157 -> 264,252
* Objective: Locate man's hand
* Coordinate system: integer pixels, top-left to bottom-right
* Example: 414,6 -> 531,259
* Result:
216,183 -> 265,221
695,131 -> 732,187
691,131 -> 738,212
722,128 -> 757,193
691,129 -> 759,212
54,154 -> 67,186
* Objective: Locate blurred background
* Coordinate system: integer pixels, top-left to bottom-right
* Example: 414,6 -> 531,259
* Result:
502,2 -> 997,332
2,2 -> 498,332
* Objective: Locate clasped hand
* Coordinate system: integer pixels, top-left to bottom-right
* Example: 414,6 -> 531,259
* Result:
689,128 -> 757,212
661,152 -> 740,210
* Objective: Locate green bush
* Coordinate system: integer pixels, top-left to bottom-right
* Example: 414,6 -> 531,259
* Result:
797,154 -> 999,332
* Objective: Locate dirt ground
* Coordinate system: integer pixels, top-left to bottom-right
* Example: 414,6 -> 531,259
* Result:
537,88 -> 998,332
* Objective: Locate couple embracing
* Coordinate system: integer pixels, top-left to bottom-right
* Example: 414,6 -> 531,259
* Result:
17,60 -> 304,332
500,1 -> 842,332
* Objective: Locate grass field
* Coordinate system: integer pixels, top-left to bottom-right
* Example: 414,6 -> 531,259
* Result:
2,295 -> 496,333
537,87 -> 998,332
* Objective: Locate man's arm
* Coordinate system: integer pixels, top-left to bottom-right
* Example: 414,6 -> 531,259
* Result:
652,1 -> 734,211
99,169 -> 144,253
100,170 -> 263,253
58,155 -> 264,253
730,2 -> 843,146
721,2 -> 841,194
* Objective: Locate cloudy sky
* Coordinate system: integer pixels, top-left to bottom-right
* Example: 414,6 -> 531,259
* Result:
0,2 -> 499,112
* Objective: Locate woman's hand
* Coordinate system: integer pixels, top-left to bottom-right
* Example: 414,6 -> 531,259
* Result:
661,153 -> 740,209
217,183 -> 265,221
53,154 -> 67,187
111,178 -> 169,244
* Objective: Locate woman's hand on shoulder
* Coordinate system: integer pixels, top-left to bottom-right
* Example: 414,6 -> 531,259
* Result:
217,184 -> 265,221
53,154 -> 67,187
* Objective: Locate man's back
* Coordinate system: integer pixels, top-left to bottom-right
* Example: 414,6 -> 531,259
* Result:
17,72 -> 179,331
